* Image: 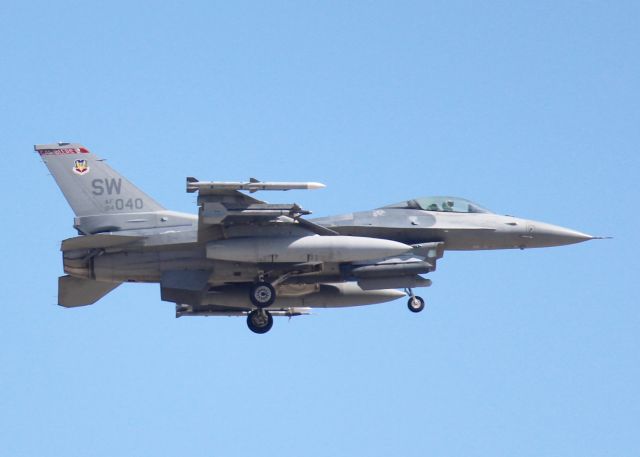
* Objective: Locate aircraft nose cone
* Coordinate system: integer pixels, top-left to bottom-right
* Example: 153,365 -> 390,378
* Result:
528,221 -> 593,247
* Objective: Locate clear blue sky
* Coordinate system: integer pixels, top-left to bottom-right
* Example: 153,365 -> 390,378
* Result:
0,1 -> 638,456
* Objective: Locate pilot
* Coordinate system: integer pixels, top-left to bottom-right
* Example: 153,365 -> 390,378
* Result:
426,203 -> 440,211
442,200 -> 454,212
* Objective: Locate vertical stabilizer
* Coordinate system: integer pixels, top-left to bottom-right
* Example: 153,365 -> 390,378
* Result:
35,143 -> 164,217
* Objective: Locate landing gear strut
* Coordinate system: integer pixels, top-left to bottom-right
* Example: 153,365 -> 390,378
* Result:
406,288 -> 425,313
247,309 -> 273,334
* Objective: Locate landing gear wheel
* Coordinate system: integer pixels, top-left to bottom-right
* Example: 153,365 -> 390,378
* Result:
249,281 -> 276,308
407,296 -> 425,313
247,309 -> 273,334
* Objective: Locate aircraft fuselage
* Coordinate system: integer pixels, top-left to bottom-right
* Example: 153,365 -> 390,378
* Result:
313,209 -> 593,250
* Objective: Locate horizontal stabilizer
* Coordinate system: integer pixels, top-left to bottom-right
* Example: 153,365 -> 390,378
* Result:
58,275 -> 121,307
61,234 -> 144,251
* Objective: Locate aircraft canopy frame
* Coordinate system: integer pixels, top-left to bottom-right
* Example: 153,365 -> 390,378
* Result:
384,196 -> 493,214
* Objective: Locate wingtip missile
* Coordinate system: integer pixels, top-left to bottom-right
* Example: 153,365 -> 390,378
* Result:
186,178 -> 327,193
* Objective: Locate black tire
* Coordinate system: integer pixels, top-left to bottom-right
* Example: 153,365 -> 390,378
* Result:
247,309 -> 274,334
249,281 -> 276,308
407,296 -> 425,313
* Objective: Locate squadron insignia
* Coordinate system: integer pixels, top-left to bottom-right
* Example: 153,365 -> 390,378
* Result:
73,159 -> 90,175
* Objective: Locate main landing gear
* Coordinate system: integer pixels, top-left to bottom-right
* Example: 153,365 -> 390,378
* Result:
248,267 -> 305,308
249,281 -> 276,308
247,275 -> 276,334
405,288 -> 425,313
247,309 -> 274,334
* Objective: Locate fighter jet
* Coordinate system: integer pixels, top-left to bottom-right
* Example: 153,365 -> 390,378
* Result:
36,143 -> 597,334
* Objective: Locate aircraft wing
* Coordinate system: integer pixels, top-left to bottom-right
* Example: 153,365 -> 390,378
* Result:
187,177 -> 335,238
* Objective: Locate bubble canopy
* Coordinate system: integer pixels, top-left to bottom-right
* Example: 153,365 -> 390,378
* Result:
383,196 -> 493,214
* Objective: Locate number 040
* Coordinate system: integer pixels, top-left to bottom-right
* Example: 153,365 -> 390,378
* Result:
114,198 -> 144,210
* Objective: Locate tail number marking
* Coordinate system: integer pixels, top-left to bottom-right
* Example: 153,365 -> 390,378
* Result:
92,178 -> 122,195
104,198 -> 144,211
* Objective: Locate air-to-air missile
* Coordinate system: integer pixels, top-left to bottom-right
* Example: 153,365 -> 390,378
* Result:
186,177 -> 326,193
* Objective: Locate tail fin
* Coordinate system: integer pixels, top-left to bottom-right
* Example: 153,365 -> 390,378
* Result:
35,143 -> 164,217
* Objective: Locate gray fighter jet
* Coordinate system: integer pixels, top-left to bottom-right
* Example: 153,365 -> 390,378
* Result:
37,143 -> 597,333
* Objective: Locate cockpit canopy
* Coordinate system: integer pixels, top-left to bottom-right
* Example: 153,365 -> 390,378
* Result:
383,196 -> 493,214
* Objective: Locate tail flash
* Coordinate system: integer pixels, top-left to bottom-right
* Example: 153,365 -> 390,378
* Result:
35,143 -> 164,218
